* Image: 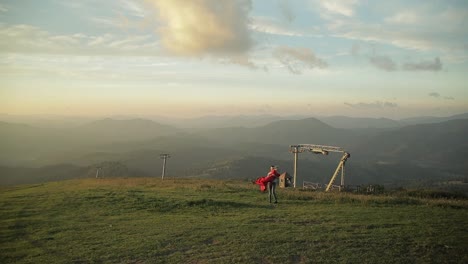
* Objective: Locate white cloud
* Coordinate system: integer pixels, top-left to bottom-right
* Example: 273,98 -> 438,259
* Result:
146,0 -> 253,56
0,24 -> 161,56
344,101 -> 398,109
87,34 -> 114,47
329,6 -> 468,54
107,35 -> 152,49
331,21 -> 436,51
315,0 -> 360,17
0,53 -> 181,84
0,4 -> 8,12
384,11 -> 420,25
250,16 -> 317,37
89,17 -> 122,28
120,0 -> 146,18
59,2 -> 85,9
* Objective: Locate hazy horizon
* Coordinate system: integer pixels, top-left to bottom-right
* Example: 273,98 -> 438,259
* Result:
1,110 -> 468,122
1,1 -> 468,119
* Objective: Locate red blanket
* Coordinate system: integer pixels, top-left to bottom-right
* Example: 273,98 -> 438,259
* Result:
254,174 -> 277,192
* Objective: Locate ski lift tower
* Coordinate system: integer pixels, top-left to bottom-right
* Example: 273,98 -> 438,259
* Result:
160,153 -> 171,180
289,144 -> 350,191
95,166 -> 102,178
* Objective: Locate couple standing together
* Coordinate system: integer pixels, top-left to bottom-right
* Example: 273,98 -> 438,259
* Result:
254,165 -> 280,204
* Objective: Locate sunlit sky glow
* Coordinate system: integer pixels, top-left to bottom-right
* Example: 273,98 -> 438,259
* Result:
1,0 -> 467,119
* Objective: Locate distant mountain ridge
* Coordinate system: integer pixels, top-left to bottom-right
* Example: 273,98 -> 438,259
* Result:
77,118 -> 180,142
399,112 -> 468,126
2,112 -> 467,130
318,116 -> 401,129
355,119 -> 468,172
317,112 -> 468,129
1,114 -> 467,188
197,117 -> 354,146
0,118 -> 181,167
160,112 -> 468,130
155,114 -> 309,129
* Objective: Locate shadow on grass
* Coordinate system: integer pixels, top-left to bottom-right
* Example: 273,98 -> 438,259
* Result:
185,198 -> 270,209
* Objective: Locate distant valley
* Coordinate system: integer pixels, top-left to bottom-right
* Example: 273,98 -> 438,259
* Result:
1,113 -> 467,192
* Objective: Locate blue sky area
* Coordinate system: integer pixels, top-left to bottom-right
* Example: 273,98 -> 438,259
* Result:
1,0 -> 467,118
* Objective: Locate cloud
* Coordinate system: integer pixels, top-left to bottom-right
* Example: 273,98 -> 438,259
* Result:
278,0 -> 295,22
384,10 -> 420,25
429,92 -> 454,100
0,24 -> 161,56
90,17 -> 123,28
120,0 -> 146,18
332,21 -> 441,52
402,57 -> 442,72
369,55 -> 397,71
250,16 -> 315,37
221,55 -> 265,71
273,46 -> 327,74
0,4 -> 8,12
257,104 -> 273,113
344,101 -> 398,109
327,6 -> 468,54
366,53 -> 442,72
147,0 -> 253,56
317,0 -> 360,17
350,42 -> 360,56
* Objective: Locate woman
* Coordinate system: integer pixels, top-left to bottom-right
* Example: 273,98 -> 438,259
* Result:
266,165 -> 280,203
254,165 -> 280,203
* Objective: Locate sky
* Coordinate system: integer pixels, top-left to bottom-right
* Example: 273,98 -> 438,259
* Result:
0,0 -> 467,119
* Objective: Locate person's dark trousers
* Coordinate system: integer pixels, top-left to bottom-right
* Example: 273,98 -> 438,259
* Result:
267,182 -> 278,203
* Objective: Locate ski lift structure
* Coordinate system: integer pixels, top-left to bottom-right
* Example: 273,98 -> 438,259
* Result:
160,153 -> 171,180
95,166 -> 101,178
289,144 -> 351,192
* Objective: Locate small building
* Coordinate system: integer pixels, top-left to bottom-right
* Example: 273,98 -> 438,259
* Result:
279,172 -> 293,188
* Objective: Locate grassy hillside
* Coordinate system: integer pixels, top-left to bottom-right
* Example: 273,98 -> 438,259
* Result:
1,178 -> 467,263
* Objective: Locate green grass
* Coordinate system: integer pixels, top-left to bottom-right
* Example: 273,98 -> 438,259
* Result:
1,178 -> 467,263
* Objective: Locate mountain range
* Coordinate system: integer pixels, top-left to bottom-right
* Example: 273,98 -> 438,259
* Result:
3,112 -> 467,129
1,113 -> 467,190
